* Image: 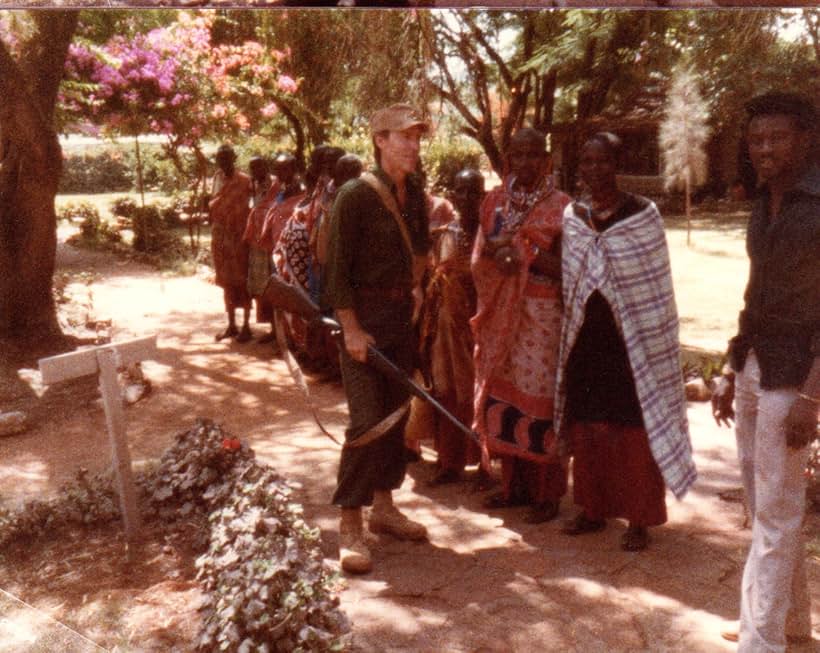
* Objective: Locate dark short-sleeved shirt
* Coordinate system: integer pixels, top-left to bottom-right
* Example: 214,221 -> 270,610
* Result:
321,167 -> 430,345
729,164 -> 820,389
565,193 -> 648,426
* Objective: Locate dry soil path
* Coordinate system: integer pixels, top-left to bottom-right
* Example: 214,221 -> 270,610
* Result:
0,238 -> 817,652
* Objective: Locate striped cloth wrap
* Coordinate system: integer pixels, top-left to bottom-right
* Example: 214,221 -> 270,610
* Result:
555,199 -> 697,499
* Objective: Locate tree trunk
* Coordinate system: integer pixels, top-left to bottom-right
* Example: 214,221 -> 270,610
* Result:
0,12 -> 78,339
685,172 -> 692,247
278,100 -> 306,172
134,135 -> 145,207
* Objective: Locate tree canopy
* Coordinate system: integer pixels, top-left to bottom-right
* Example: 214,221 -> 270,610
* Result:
0,7 -> 817,341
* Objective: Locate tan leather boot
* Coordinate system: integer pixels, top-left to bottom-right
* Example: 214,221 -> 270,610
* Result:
339,508 -> 372,574
369,492 -> 427,541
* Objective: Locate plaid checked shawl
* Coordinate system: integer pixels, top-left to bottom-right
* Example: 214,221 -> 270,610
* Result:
555,199 -> 696,499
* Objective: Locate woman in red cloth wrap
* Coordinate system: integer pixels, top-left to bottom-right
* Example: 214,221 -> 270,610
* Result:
209,144 -> 253,343
471,128 -> 571,523
419,169 -> 484,485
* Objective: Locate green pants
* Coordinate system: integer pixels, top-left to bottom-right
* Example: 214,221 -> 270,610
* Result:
332,341 -> 414,508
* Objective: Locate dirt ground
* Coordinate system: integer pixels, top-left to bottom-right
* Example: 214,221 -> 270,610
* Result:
0,225 -> 818,652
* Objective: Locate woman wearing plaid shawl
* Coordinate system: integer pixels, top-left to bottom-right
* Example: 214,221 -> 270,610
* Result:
555,132 -> 695,551
471,128 -> 571,524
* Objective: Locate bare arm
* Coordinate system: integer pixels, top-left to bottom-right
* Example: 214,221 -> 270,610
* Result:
711,365 -> 736,428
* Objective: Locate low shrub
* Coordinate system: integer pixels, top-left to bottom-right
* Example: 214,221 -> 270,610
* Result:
58,201 -> 121,246
60,144 -> 195,195
159,195 -> 188,228
0,418 -> 351,652
423,137 -> 485,193
56,201 -> 101,234
132,204 -> 181,254
110,196 -> 139,219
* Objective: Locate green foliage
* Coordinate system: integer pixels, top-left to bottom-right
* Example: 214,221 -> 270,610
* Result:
326,129 -> 372,164
159,196 -> 184,228
138,146 -> 189,194
110,195 -> 138,218
60,144 -> 192,195
0,418 -> 351,652
132,204 -> 180,254
422,138 -> 485,193
145,418 -> 351,653
56,200 -> 99,227
57,201 -> 121,246
0,467 -> 121,549
59,150 -> 132,194
682,353 -> 725,384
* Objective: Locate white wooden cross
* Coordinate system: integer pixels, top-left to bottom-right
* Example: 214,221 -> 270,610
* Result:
38,335 -> 158,542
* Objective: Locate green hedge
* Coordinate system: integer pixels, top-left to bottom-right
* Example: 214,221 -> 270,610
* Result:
59,144 -> 191,195
59,151 -> 132,194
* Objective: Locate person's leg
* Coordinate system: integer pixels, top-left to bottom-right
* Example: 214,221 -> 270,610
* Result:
432,394 -> 466,482
368,342 -> 426,541
236,304 -> 252,342
483,401 -> 528,508
332,350 -> 388,573
522,458 -> 565,523
521,419 -> 566,523
338,506 -> 371,574
615,425 -> 667,551
216,288 -> 239,341
333,350 -> 392,508
562,422 -> 607,534
738,352 -> 811,653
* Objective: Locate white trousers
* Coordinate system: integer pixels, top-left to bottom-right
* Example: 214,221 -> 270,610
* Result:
736,351 -> 812,653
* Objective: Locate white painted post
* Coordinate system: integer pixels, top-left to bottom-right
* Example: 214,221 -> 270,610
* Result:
96,348 -> 141,541
39,335 -> 158,542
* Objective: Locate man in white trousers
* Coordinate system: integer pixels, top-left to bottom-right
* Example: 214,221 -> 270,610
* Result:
712,92 -> 819,652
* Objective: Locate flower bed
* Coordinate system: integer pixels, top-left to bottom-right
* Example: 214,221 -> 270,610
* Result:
0,418 -> 350,652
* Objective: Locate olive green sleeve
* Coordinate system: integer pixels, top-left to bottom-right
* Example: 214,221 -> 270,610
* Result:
321,184 -> 358,310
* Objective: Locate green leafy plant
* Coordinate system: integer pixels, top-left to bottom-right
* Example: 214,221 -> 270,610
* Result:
132,204 -> 179,254
59,150 -> 133,194
422,137 -> 484,193
0,418 -> 350,652
110,196 -> 139,219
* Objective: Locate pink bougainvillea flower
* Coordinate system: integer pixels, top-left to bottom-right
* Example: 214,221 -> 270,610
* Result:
276,74 -> 298,93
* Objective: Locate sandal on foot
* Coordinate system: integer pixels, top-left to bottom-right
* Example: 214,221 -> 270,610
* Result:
428,468 -> 461,487
216,325 -> 239,342
621,525 -> 649,551
235,326 -> 253,343
561,513 -> 606,536
482,491 -> 527,510
470,469 -> 496,493
523,501 -> 559,524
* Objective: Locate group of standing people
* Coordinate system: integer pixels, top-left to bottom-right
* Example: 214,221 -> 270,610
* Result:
316,104 -> 697,579
208,92 -> 817,653
206,139 -> 363,376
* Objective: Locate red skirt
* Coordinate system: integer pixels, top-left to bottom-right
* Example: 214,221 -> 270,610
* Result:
434,394 -> 480,473
223,284 -> 251,310
568,421 -> 667,527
